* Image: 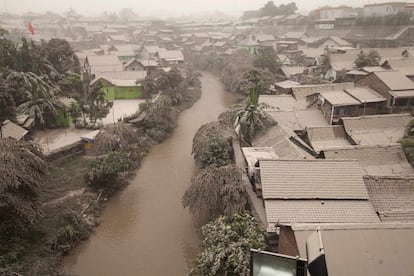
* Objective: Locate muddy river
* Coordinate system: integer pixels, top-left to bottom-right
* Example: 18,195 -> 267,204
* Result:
62,73 -> 238,275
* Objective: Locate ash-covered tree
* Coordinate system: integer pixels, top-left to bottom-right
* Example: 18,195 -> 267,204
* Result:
0,82 -> 16,122
234,85 -> 276,145
0,139 -> 46,229
192,121 -> 235,169
189,212 -> 265,276
236,68 -> 274,95
221,49 -> 253,93
182,165 -> 248,218
253,46 -> 281,74
44,38 -> 80,74
355,50 -> 381,68
84,151 -> 131,194
401,119 -> 414,167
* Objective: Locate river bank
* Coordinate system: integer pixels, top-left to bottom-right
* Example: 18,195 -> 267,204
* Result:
0,76 -> 202,276
62,73 -> 238,276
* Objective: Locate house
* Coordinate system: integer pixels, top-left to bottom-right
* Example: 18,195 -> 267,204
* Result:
1,120 -> 29,140
139,45 -> 165,60
90,71 -> 147,99
311,87 -> 387,124
272,80 -> 301,94
275,40 -> 299,52
156,50 -> 184,66
305,125 -> 352,153
363,2 -> 407,17
255,34 -> 275,46
325,52 -> 359,80
381,58 -> 414,80
258,159 -> 380,233
124,58 -> 158,71
341,113 -> 412,146
364,176 -> 414,221
292,82 -> 356,100
318,90 -> 362,123
324,144 -> 414,177
317,6 -> 358,20
278,223 -> 414,275
85,55 -> 123,77
238,37 -> 260,54
280,66 -> 305,79
355,70 -> 414,110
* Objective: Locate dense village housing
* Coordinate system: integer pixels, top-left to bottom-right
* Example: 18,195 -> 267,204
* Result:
2,1 -> 414,275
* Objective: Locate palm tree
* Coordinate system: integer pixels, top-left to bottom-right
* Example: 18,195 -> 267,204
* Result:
6,70 -> 64,126
234,85 -> 275,145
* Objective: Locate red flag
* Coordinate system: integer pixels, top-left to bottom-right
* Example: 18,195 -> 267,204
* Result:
28,23 -> 35,35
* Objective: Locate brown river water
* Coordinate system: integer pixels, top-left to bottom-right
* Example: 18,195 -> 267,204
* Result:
62,73 -> 238,276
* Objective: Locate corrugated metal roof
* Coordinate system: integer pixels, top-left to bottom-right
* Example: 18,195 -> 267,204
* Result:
344,87 -> 387,103
374,70 -> 414,91
265,199 -> 379,225
291,223 -> 414,276
321,90 -> 361,106
1,120 -> 28,140
365,176 -> 414,222
292,82 -> 355,100
389,89 -> 414,98
260,159 -> 368,200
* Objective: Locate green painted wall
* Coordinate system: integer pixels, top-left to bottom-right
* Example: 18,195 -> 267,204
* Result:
55,110 -> 71,128
103,86 -> 143,100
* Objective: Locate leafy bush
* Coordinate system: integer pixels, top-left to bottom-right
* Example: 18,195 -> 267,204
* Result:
84,152 -> 131,192
190,212 -> 265,276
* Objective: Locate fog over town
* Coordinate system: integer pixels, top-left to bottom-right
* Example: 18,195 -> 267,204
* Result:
1,0 -> 397,17
1,1 -> 414,276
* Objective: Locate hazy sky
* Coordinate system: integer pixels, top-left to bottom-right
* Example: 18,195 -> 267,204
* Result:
0,0 -> 397,17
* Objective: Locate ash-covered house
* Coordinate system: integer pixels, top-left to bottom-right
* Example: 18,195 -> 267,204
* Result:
310,87 -> 387,124
156,50 -> 184,66
257,159 -> 380,233
90,71 -> 147,99
355,70 -> 414,111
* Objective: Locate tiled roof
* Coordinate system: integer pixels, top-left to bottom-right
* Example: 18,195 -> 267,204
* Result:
260,159 -> 368,200
1,120 -> 28,140
342,113 -> 412,146
253,125 -> 313,159
307,126 -> 351,152
364,176 -> 414,222
264,199 -> 380,225
323,144 -> 414,177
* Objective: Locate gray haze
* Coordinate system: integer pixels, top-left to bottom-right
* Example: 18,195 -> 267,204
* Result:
1,0 -> 393,17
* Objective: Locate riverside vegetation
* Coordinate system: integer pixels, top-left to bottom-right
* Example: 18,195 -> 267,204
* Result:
0,55 -> 202,275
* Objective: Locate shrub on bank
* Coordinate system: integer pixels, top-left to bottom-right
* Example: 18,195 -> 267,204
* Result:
84,152 -> 131,193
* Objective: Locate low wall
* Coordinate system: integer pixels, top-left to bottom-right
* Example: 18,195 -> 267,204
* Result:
44,141 -> 84,162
